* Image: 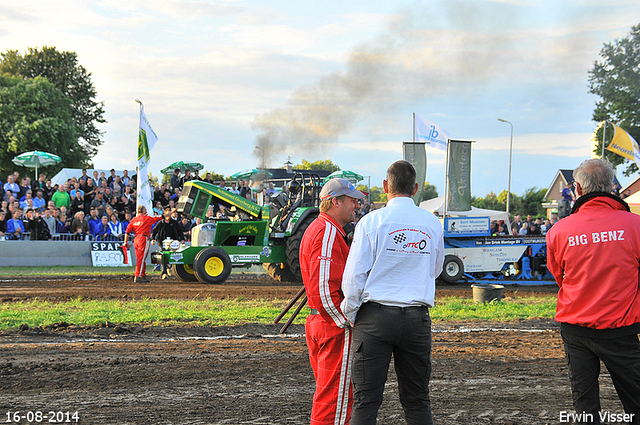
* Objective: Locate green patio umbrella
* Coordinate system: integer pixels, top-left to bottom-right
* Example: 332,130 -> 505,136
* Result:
160,161 -> 204,175
322,170 -> 364,184
230,168 -> 272,180
12,150 -> 62,181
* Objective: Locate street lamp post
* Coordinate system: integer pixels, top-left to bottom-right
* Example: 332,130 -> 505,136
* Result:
254,145 -> 264,168
498,118 -> 513,218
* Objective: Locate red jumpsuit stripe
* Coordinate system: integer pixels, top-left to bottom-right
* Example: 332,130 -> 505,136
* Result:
336,326 -> 352,425
306,318 -> 353,425
134,236 -> 151,278
319,222 -> 347,327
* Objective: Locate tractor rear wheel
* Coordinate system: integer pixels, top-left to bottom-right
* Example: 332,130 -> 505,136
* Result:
173,264 -> 198,282
285,215 -> 317,281
263,263 -> 297,282
193,247 -> 232,284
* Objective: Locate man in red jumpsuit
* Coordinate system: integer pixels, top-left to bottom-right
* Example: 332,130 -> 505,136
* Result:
123,205 -> 162,282
300,178 -> 364,425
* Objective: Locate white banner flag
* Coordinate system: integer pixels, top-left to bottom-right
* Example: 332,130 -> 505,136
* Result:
136,108 -> 158,215
415,115 -> 449,150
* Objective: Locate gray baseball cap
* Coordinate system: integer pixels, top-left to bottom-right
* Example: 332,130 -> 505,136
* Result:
320,178 -> 365,200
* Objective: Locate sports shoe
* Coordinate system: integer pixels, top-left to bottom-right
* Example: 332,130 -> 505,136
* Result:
161,273 -> 167,280
134,276 -> 150,283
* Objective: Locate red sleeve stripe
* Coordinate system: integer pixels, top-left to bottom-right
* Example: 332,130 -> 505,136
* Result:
319,221 -> 347,326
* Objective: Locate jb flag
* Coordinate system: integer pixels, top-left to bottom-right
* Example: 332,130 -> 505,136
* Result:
606,123 -> 640,165
137,107 -> 158,215
415,115 -> 449,150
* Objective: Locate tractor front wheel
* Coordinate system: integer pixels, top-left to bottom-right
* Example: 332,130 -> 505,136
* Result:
193,247 -> 232,284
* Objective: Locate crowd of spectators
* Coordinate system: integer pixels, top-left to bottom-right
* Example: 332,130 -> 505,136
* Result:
1,169 -> 140,241
504,214 -> 557,237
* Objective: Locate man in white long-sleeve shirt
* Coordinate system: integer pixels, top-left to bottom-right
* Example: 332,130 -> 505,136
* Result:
341,160 -> 444,425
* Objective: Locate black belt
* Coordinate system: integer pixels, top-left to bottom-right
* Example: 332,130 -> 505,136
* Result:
309,308 -> 319,315
366,301 -> 428,311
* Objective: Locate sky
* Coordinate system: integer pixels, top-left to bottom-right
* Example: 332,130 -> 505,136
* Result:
1,0 -> 639,198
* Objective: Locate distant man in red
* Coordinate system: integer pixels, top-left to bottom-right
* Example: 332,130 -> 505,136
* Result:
300,178 -> 364,425
123,205 -> 162,282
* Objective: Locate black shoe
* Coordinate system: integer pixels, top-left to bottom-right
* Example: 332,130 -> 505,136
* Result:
134,277 -> 150,283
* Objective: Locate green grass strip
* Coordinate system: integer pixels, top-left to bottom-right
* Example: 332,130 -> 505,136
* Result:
0,296 -> 557,330
432,296 -> 556,322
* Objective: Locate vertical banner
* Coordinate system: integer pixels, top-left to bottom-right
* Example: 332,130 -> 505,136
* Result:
403,142 -> 427,206
447,140 -> 472,211
137,106 -> 158,215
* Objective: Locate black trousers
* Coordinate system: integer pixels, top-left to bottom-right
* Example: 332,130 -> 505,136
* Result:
350,302 -> 432,425
561,331 -> 640,424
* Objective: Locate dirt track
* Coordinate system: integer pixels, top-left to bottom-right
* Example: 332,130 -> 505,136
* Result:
0,272 -> 558,302
0,274 -> 630,424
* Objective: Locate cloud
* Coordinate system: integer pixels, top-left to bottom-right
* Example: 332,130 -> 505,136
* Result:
2,0 -> 637,192
0,5 -> 37,22
246,5 -> 544,165
101,0 -> 243,20
475,132 -> 594,158
338,132 -> 593,159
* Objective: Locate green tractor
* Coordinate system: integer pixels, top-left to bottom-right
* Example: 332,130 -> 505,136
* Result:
151,173 -> 323,284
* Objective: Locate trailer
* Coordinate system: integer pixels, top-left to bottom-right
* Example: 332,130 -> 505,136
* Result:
438,216 -> 553,285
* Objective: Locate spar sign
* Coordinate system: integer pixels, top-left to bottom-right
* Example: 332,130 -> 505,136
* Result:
91,241 -> 132,267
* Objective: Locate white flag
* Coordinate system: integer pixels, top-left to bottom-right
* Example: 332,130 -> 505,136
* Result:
136,108 -> 158,215
415,115 -> 449,150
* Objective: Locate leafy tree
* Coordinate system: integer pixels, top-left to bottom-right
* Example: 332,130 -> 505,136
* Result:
0,74 -> 80,176
473,187 -> 546,219
294,159 -> 341,172
208,171 -> 225,181
472,191 -> 506,211
589,23 -> 640,176
420,182 -> 438,202
161,173 -> 171,186
358,184 -> 386,203
518,187 -> 547,217
148,172 -> 159,188
0,46 -> 106,157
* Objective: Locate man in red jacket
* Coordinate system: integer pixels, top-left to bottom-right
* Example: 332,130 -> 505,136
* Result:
124,205 -> 162,283
547,158 -> 640,423
300,178 -> 364,425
